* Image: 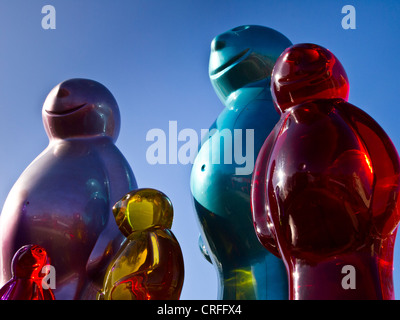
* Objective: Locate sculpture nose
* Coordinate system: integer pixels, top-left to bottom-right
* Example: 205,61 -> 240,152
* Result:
57,87 -> 70,98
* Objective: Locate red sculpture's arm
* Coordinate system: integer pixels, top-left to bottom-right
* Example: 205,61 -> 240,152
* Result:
336,100 -> 400,236
251,118 -> 283,258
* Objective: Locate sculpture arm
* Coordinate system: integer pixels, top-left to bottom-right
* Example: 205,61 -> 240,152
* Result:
198,234 -> 212,264
251,120 -> 282,258
86,140 -> 138,279
338,101 -> 400,236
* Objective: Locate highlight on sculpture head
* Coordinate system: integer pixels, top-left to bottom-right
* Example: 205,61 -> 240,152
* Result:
190,25 -> 292,300
251,43 -> 400,300
0,78 -> 137,300
0,244 -> 55,300
98,188 -> 184,300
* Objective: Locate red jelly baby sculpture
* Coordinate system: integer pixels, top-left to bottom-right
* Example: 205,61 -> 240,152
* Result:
251,43 -> 400,300
0,245 -> 55,300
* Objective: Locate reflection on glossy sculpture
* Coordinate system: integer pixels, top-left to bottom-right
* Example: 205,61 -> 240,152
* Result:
0,79 -> 137,299
0,245 -> 54,300
190,25 -> 291,299
98,188 -> 184,300
251,43 -> 400,299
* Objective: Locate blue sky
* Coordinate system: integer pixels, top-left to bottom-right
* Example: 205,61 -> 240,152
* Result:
0,0 -> 399,300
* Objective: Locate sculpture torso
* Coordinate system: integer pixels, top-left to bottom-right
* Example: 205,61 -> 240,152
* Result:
0,137 -> 136,299
191,25 -> 292,300
100,228 -> 184,300
252,43 -> 400,300
191,90 -> 287,300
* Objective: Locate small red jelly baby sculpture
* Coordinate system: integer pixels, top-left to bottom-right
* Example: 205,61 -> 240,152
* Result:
0,245 -> 55,300
97,188 -> 184,300
251,43 -> 400,300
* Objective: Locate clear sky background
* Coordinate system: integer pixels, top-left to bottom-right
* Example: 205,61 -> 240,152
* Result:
0,0 -> 399,300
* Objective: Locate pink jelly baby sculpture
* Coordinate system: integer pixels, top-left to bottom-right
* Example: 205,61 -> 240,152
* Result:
251,43 -> 400,300
0,245 -> 55,300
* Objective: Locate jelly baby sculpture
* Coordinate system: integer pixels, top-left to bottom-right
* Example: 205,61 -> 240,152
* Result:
98,188 -> 184,300
190,25 -> 291,300
0,79 -> 137,300
0,245 -> 55,300
251,43 -> 400,300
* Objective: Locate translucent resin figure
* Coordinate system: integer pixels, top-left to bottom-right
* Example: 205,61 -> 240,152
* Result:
0,79 -> 137,299
98,188 -> 184,300
251,43 -> 400,299
0,245 -> 54,300
190,25 -> 291,299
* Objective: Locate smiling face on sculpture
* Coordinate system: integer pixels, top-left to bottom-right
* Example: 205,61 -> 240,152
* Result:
42,78 -> 121,141
209,25 -> 292,107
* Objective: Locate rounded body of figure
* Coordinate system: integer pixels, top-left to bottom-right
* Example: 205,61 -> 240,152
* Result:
191,25 -> 292,300
252,43 -> 400,300
98,188 -> 184,300
0,79 -> 137,299
99,229 -> 184,300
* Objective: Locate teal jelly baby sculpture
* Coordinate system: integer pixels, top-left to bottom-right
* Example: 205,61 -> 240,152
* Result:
190,25 -> 291,300
0,79 -> 137,300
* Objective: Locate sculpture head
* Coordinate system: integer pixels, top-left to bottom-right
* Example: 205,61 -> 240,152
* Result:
11,245 -> 49,280
112,188 -> 173,236
42,78 -> 121,141
209,25 -> 292,108
271,43 -> 349,113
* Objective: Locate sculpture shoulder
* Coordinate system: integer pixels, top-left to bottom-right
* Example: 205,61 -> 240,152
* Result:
4,139 -> 109,191
0,279 -> 14,299
233,99 -> 279,131
335,101 -> 399,156
87,137 -> 138,198
328,100 -> 400,175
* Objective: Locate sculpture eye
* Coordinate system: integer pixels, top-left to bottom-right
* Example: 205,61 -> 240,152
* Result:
56,88 -> 70,98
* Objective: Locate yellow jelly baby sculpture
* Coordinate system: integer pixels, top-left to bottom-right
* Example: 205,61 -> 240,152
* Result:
97,188 -> 184,300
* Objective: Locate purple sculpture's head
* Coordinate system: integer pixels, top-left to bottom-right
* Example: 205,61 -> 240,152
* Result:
42,78 -> 121,141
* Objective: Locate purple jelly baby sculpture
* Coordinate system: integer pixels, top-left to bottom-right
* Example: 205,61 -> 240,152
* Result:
0,78 -> 137,300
